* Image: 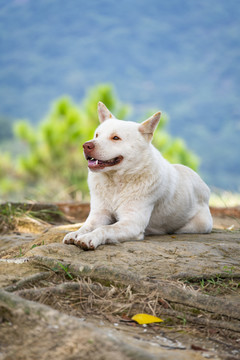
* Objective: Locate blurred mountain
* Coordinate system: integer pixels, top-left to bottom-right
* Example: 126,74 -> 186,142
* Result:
0,0 -> 240,191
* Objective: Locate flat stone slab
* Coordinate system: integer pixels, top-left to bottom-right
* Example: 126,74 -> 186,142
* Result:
25,228 -> 240,279
1,213 -> 239,360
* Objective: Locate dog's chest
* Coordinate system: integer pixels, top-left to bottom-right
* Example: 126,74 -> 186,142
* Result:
90,173 -> 143,210
99,179 -> 127,205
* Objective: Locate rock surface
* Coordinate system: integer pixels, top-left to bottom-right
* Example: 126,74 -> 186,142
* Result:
0,205 -> 240,360
26,229 -> 240,279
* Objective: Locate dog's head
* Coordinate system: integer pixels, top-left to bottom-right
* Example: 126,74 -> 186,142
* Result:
83,102 -> 161,173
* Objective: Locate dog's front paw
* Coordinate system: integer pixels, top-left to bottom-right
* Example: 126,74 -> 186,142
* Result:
74,233 -> 102,251
63,230 -> 79,245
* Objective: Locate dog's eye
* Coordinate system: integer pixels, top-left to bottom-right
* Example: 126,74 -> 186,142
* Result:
95,133 -> 98,138
112,136 -> 121,141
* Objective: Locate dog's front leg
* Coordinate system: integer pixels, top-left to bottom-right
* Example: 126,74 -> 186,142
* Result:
73,207 -> 152,250
63,209 -> 113,245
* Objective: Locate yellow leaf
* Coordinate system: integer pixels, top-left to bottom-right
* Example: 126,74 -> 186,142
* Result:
131,313 -> 163,325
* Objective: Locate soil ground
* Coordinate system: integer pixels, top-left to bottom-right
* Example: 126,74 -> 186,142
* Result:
0,203 -> 240,360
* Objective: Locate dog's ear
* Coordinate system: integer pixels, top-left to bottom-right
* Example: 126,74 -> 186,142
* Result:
139,112 -> 161,141
98,102 -> 115,123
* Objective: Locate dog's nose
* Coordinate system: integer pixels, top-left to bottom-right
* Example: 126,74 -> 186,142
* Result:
83,141 -> 95,152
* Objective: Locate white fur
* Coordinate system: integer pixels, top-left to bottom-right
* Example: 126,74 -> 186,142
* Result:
63,102 -> 212,250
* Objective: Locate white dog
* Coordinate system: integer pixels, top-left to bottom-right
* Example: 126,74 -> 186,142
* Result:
63,102 -> 212,250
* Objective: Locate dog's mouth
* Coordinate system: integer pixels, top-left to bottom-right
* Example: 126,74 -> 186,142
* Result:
87,156 -> 123,170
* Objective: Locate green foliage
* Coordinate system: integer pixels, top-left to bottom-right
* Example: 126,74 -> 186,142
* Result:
0,84 -> 198,202
152,115 -> 199,171
0,153 -> 24,198
56,262 -> 74,280
0,202 -> 25,233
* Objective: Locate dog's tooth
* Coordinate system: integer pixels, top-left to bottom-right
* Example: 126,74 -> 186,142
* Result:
96,160 -> 98,165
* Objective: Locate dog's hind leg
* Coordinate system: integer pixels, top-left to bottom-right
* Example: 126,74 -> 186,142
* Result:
175,206 -> 213,234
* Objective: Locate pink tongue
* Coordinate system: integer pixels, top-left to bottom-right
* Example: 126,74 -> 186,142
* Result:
88,159 -> 104,168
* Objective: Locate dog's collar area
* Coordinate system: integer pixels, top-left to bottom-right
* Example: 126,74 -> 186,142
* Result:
87,156 -> 123,169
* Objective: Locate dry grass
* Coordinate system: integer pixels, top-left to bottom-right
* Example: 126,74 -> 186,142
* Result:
14,275 -> 240,333
210,190 -> 240,207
